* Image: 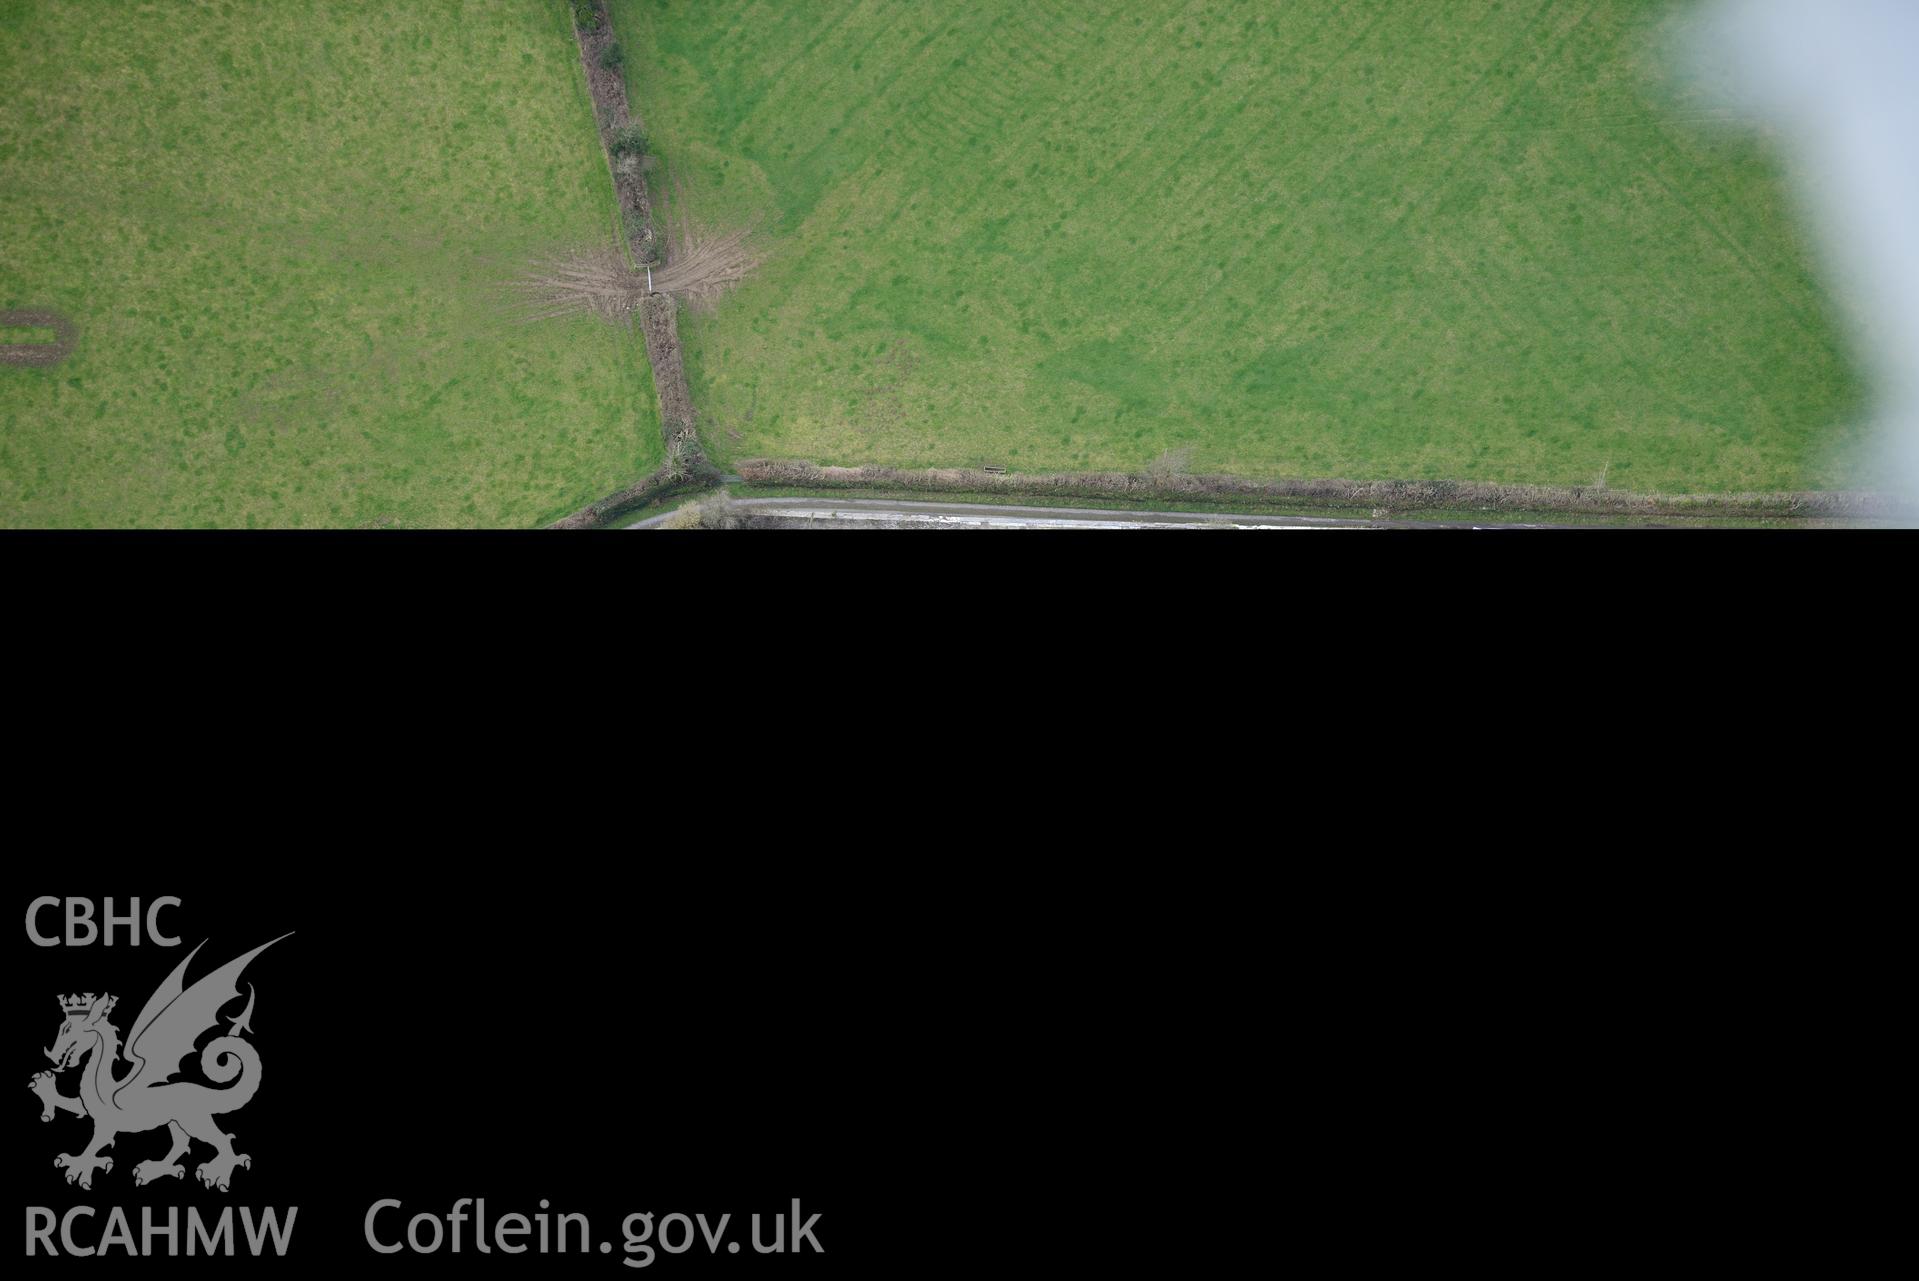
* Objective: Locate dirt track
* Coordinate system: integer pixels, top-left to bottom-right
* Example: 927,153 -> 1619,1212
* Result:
0,310 -> 76,367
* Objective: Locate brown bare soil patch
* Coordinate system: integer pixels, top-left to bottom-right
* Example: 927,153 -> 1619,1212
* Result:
651,224 -> 759,304
510,246 -> 647,324
0,309 -> 77,368
508,225 -> 758,324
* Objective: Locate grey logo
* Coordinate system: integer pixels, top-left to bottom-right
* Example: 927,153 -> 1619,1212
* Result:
29,935 -> 291,1192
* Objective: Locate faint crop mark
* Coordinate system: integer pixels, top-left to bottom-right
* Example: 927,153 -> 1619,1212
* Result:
0,310 -> 78,368
856,339 -> 919,436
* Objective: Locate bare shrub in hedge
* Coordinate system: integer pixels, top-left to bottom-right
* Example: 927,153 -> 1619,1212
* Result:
611,122 -> 648,156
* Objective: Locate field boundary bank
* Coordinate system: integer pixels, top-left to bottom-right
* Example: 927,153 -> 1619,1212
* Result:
735,461 -> 1904,523
556,0 -> 712,529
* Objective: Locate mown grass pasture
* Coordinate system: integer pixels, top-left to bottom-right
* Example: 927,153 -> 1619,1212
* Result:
0,0 -> 658,527
618,0 -> 1869,493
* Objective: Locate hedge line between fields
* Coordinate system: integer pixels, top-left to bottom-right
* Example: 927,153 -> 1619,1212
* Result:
553,0 -> 713,529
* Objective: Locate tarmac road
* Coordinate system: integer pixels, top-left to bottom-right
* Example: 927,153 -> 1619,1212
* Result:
627,496 -> 1575,530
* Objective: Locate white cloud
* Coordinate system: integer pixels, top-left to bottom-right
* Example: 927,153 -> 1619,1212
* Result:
1689,0 -> 1919,508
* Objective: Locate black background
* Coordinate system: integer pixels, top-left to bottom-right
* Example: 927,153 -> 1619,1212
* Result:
14,873 -> 913,1277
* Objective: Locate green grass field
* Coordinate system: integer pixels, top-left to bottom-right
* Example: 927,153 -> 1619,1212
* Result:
0,0 -> 658,528
617,0 -> 1870,493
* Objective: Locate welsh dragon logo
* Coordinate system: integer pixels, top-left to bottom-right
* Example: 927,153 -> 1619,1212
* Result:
28,935 -> 290,1192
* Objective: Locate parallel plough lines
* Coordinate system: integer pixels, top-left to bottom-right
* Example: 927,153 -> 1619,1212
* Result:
621,0 -> 1869,492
